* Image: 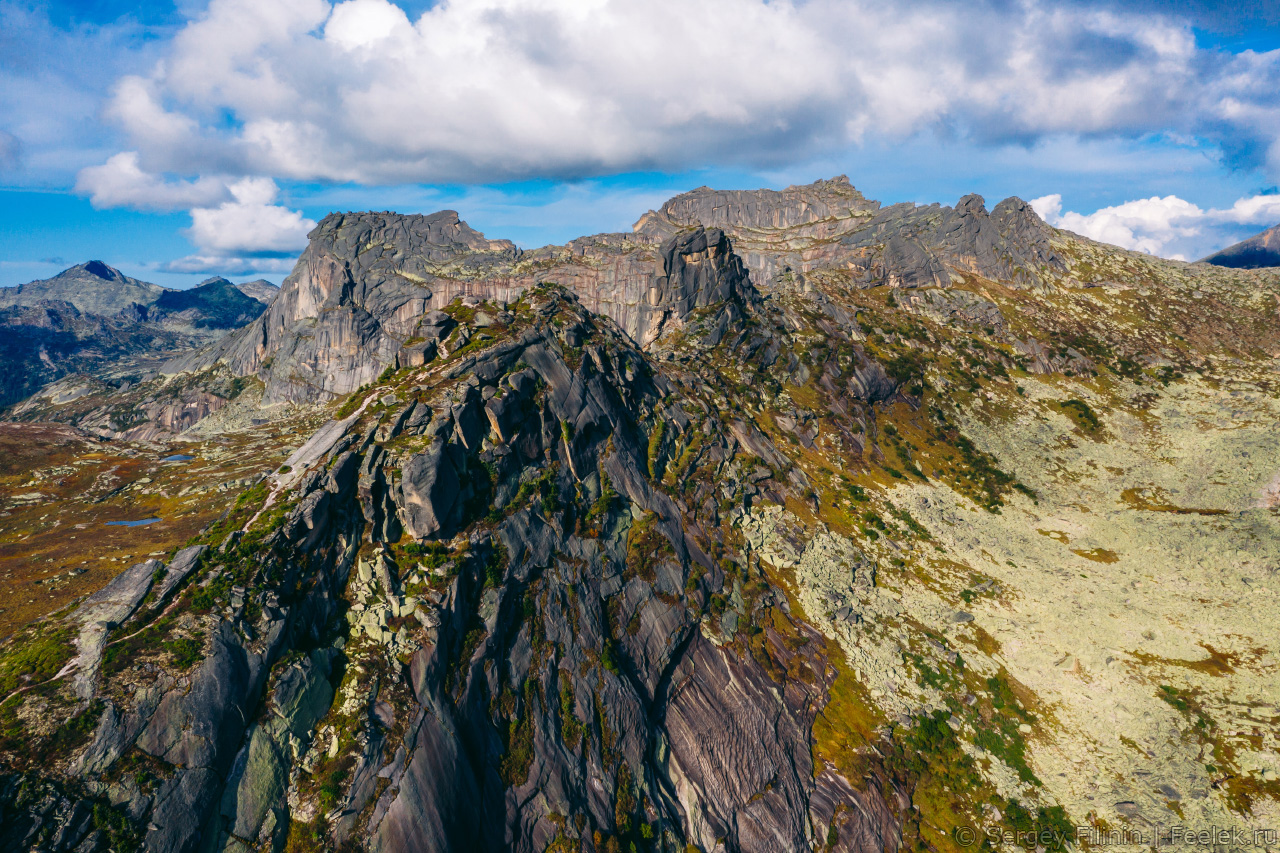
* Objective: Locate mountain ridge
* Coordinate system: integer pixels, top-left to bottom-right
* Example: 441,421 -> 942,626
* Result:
0,263 -> 279,411
1202,222 -> 1280,268
163,179 -> 1065,409
0,261 -> 164,317
1,177 -> 1278,853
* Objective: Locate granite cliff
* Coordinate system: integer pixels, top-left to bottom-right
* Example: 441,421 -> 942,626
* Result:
164,179 -> 1055,409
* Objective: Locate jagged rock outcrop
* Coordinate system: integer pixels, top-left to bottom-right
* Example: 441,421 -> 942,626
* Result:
168,211 -> 758,404
636,176 -> 881,233
3,179 -> 1074,424
636,178 -> 1064,291
897,286 -> 1006,332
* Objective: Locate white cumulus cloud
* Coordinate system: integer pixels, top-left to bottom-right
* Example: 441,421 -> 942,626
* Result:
76,152 -> 230,210
156,176 -> 316,274
73,0 -> 1280,187
1030,192 -> 1280,260
159,254 -> 301,275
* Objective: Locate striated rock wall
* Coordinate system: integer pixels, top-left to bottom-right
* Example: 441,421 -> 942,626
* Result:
168,212 -> 758,404
636,178 -> 1064,292
636,175 -> 881,233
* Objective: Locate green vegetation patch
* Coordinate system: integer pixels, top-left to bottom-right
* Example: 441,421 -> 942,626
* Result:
581,473 -> 619,536
1056,398 -> 1101,434
647,420 -> 668,480
162,637 -> 203,669
951,435 -> 1036,511
624,512 -> 673,582
975,673 -> 1040,785
92,799 -> 142,853
508,466 -> 561,517
1001,800 -> 1074,852
499,680 -> 538,786
0,622 -> 76,697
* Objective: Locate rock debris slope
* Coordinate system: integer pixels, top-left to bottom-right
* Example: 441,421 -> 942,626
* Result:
2,178 -> 1279,853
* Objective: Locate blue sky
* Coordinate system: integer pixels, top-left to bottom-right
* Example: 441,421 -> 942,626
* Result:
2,0 -> 1280,289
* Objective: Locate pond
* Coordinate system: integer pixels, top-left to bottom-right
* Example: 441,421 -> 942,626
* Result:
161,454 -> 194,462
105,518 -> 162,527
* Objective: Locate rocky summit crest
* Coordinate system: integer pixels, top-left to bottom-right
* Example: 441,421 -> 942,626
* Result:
169,207 -> 759,404
165,179 -> 1063,409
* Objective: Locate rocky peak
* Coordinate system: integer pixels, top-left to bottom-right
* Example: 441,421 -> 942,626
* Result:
1202,221 -> 1280,268
954,193 -> 987,216
150,276 -> 269,330
310,209 -> 521,270
81,260 -> 126,282
653,226 -> 757,316
635,175 -> 880,237
925,192 -> 1062,285
170,209 -> 758,404
233,279 -> 280,304
0,262 -> 164,317
632,180 -> 1065,292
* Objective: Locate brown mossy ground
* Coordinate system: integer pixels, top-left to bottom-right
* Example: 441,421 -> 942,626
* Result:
0,414 -> 310,638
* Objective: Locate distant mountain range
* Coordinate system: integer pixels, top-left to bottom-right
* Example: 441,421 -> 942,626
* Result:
0,261 -> 278,319
0,262 -> 279,409
1202,222 -> 1280,269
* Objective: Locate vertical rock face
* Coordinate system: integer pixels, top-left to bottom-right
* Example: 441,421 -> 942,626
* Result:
159,177 -> 1065,409
167,212 -> 758,403
634,178 -> 1064,291
165,212 -> 501,403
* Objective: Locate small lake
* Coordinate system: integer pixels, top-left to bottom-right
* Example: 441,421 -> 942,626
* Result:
105,518 -> 162,527
161,454 -> 194,462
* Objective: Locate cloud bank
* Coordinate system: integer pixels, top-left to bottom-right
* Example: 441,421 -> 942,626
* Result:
86,0 -> 1280,189
76,152 -> 230,210
1030,192 -> 1280,260
7,0 -> 1273,269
